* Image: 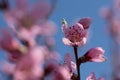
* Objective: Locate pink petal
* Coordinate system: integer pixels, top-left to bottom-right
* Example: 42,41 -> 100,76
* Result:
64,54 -> 76,73
64,53 -> 72,64
30,46 -> 45,65
30,65 -> 44,79
98,77 -> 105,80
70,61 -> 76,72
90,55 -> 107,62
62,38 -> 73,46
87,72 -> 105,80
76,37 -> 87,46
15,0 -> 28,11
0,28 -> 20,51
52,66 -> 71,80
79,17 -> 92,29
100,6 -> 111,19
86,72 -> 96,80
45,51 -> 60,61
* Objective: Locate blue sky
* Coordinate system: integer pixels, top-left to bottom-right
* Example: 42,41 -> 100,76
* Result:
0,0 -> 113,80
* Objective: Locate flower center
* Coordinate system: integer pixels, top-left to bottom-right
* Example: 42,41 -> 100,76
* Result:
65,26 -> 84,42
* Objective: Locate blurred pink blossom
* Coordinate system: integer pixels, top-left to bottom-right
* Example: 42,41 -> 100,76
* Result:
109,20 -> 120,44
3,21 -> 56,47
86,72 -> 105,80
100,6 -> 112,19
4,0 -> 53,33
51,65 -> 72,80
0,0 -> 107,79
0,28 -> 26,62
64,53 -> 76,73
51,53 -> 76,80
14,46 -> 60,80
15,0 -> 28,12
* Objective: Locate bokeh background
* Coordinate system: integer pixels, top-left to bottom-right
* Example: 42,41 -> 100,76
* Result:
0,0 -> 114,80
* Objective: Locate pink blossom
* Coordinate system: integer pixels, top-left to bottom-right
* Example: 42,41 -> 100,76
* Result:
15,25 -> 41,46
62,18 -> 91,46
5,15 -> 56,46
84,47 -> 106,62
113,0 -> 120,12
0,28 -> 18,50
0,28 -> 26,62
14,46 -> 60,80
4,0 -> 52,31
15,46 -> 50,69
64,53 -> 76,73
15,0 -> 28,11
3,1 -> 56,48
51,54 -> 76,80
86,72 -> 96,80
15,21 -> 56,48
108,20 -> 120,44
51,65 -> 72,80
100,6 -> 112,19
44,62 -> 58,75
14,46 -> 45,80
86,72 -> 105,80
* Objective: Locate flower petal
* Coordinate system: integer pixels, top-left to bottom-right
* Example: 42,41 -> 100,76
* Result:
76,37 -> 87,46
15,0 -> 28,11
86,72 -> 96,80
79,17 -> 92,29
62,38 -> 73,46
64,53 -> 72,65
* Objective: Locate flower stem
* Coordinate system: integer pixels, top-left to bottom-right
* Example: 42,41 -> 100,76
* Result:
73,46 -> 81,80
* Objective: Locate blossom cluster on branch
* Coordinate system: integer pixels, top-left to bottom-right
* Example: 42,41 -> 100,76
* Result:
0,0 -> 107,80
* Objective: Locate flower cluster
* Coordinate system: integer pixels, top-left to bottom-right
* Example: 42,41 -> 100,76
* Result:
62,18 -> 106,80
0,0 -> 107,80
0,0 -> 60,80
